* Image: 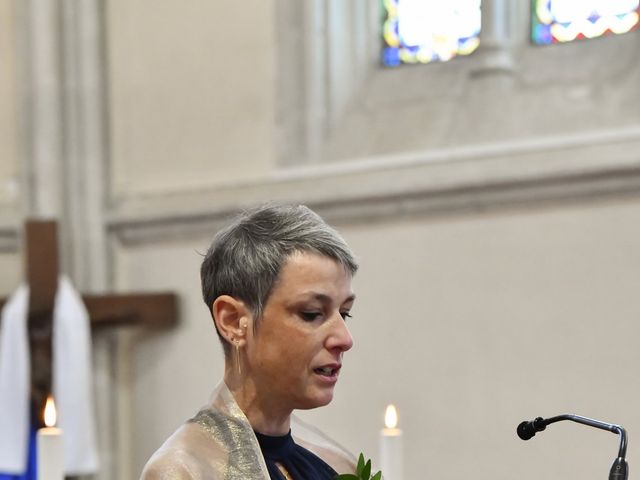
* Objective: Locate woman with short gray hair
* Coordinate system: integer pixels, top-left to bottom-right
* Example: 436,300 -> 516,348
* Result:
141,204 -> 359,479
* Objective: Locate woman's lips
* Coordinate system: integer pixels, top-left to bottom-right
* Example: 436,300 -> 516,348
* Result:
313,364 -> 341,382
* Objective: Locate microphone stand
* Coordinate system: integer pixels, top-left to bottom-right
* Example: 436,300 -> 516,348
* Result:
517,414 -> 628,480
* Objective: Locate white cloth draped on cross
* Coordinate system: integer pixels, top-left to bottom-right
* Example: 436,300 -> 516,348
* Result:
0,276 -> 99,475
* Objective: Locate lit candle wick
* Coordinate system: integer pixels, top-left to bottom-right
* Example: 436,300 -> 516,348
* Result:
385,404 -> 398,429
44,395 -> 57,427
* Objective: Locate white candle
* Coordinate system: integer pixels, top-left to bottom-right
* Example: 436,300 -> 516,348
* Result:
37,396 -> 64,480
379,404 -> 403,480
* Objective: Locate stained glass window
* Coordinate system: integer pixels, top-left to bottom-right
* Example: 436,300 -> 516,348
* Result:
532,0 -> 640,45
382,0 -> 482,67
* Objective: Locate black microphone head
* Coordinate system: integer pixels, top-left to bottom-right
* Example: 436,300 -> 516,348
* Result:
518,417 -> 546,440
517,421 -> 536,440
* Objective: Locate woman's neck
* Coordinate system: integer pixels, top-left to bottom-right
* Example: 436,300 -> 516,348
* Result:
225,370 -> 292,436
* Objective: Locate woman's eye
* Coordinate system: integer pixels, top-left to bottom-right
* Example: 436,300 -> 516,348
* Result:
340,312 -> 352,320
300,311 -> 322,321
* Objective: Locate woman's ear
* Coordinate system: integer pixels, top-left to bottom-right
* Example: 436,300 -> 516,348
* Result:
212,295 -> 250,346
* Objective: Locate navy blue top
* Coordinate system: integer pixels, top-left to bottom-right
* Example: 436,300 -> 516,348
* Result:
255,430 -> 338,480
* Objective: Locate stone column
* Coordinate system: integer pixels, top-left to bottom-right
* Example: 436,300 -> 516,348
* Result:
473,0 -> 518,76
24,0 -> 64,218
303,0 -> 329,162
23,0 -> 115,478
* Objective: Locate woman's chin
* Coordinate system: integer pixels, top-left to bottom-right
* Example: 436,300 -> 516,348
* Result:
296,392 -> 334,410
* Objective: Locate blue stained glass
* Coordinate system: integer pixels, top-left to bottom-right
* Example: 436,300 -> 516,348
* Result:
534,24 -> 553,44
383,47 -> 402,67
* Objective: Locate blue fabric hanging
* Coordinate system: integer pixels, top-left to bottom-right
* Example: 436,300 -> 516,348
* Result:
0,408 -> 37,480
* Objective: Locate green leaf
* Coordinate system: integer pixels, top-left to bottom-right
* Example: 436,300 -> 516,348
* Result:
342,452 -> 384,480
361,459 -> 371,479
356,453 -> 365,476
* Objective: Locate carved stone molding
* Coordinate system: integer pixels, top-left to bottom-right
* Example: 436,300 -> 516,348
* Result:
107,125 -> 640,245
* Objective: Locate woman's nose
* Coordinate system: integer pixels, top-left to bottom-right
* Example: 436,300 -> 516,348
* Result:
326,314 -> 354,352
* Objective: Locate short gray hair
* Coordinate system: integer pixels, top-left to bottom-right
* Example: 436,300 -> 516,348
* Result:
201,203 -> 358,354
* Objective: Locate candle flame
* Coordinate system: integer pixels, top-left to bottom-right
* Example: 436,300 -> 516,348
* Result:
384,404 -> 398,429
44,395 -> 57,427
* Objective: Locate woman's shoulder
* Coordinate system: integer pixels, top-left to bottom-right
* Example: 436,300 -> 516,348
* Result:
139,421 -> 223,480
140,448 -> 195,480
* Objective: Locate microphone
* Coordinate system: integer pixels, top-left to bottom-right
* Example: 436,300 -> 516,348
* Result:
517,416 -> 546,440
517,413 -> 628,480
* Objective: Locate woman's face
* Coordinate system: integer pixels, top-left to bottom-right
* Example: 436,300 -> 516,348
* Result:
245,251 -> 355,411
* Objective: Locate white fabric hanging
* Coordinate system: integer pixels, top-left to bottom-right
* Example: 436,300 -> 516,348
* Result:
0,285 -> 30,473
52,276 -> 99,474
0,276 -> 99,475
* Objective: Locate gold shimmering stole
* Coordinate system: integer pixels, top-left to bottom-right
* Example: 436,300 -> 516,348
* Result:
186,382 -> 271,480
188,409 -> 268,478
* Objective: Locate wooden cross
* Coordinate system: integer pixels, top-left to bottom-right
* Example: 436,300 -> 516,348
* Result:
0,220 -> 178,426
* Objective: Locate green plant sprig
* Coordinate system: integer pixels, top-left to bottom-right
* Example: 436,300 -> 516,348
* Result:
336,453 -> 382,480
